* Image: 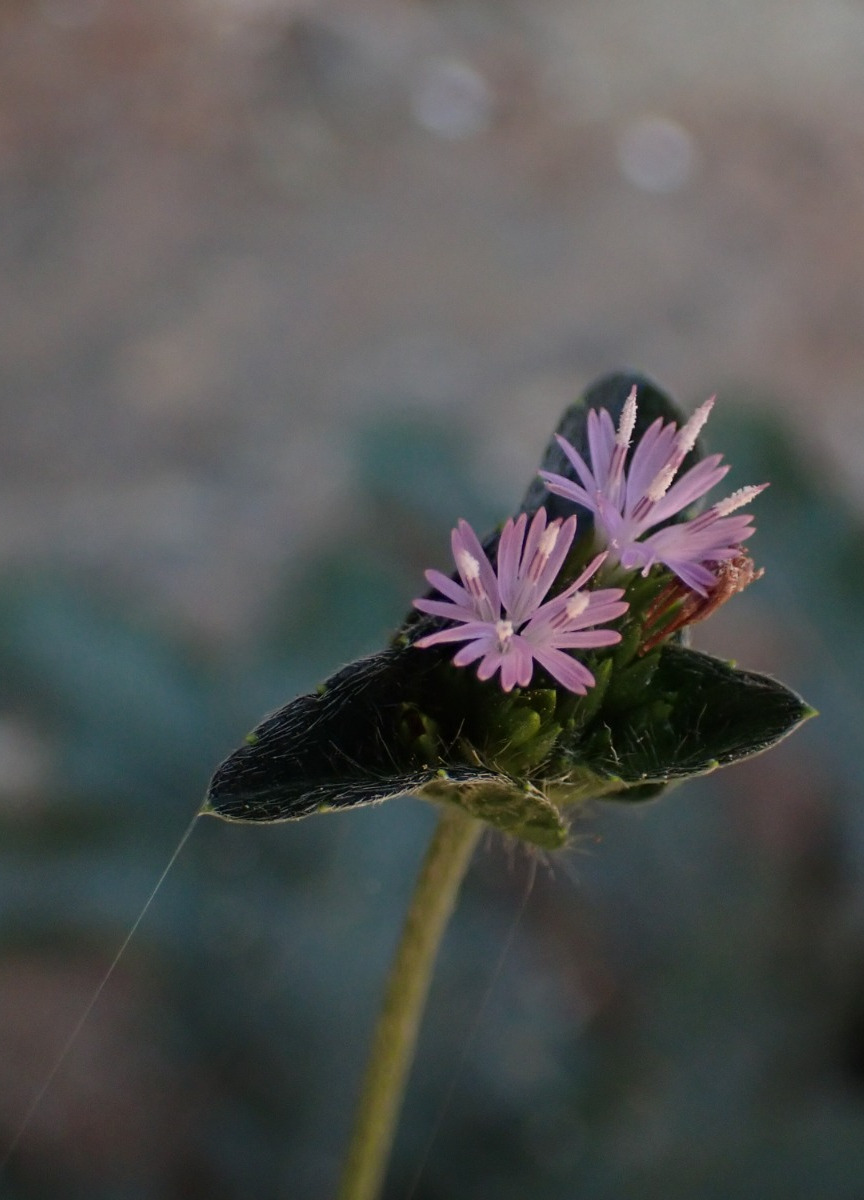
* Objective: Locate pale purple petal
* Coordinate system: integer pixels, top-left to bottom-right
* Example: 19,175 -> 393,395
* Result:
647,455 -> 728,525
476,651 -> 505,682
554,433 -> 598,494
529,645 -> 595,694
541,392 -> 763,597
513,640 -> 536,688
538,471 -> 594,511
587,409 -> 617,490
660,559 -> 718,596
500,642 -> 534,692
452,521 -> 500,619
415,621 -> 498,648
524,592 -> 628,641
423,569 -> 472,607
453,521 -> 499,602
582,586 -> 627,606
495,512 -> 527,611
505,510 -> 580,625
546,628 -> 623,649
413,597 -> 478,623
701,513 -> 757,543
564,597 -> 629,630
624,418 -> 677,509
528,514 -> 578,609
452,637 -> 496,667
643,514 -> 755,563
570,551 -> 609,591
527,553 -> 610,626
519,508 -> 550,579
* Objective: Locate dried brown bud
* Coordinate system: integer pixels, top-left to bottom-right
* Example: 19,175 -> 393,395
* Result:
641,554 -> 764,654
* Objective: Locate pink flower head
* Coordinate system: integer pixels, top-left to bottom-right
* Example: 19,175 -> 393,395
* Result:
413,508 -> 628,694
539,387 -> 768,596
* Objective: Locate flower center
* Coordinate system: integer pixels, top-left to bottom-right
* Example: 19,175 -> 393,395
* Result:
495,619 -> 515,650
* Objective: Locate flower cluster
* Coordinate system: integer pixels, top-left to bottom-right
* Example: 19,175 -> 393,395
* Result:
540,388 -> 766,595
413,509 -> 627,694
414,389 -> 765,693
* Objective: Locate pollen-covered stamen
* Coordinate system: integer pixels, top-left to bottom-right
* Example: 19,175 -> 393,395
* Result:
527,521 -> 561,582
617,387 -> 638,448
457,549 -> 486,601
549,590 -> 590,631
641,397 -> 716,508
495,618 -> 515,650
675,397 -> 714,460
643,461 -> 678,505
607,387 -> 638,488
713,483 -> 768,517
686,483 -> 768,531
566,592 -> 590,619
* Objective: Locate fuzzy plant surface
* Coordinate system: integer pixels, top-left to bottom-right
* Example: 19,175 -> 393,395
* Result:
205,373 -> 814,848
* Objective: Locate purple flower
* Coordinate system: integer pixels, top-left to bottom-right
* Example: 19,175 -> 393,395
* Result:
413,509 -> 628,694
539,387 -> 768,595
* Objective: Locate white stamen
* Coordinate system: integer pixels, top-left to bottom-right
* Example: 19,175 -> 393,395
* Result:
675,396 -> 714,459
616,387 -> 638,447
537,522 -> 560,558
527,520 -> 561,584
495,619 -> 514,648
457,550 -> 481,582
643,397 -> 715,504
644,461 -> 678,503
566,592 -> 590,620
713,483 -> 767,517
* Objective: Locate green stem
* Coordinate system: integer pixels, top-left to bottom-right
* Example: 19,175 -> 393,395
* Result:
337,804 -> 482,1200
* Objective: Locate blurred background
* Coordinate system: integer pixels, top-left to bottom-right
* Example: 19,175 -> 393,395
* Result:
1,0 -> 864,1196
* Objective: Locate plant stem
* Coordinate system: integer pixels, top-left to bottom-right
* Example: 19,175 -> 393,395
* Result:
337,804 -> 482,1200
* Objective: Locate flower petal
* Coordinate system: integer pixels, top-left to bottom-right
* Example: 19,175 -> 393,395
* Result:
624,418 -> 677,508
529,644 -> 594,694
660,559 -> 718,595
500,641 -> 534,692
496,513 -> 527,612
423,568 -> 472,607
648,455 -> 728,525
413,597 -> 478,623
476,650 -> 504,682
452,637 -> 497,666
452,521 -> 500,620
526,514 -> 578,611
565,597 -> 630,630
526,555 -> 612,627
587,408 -> 617,491
415,621 -> 497,648
538,470 -> 594,511
541,393 -> 762,601
554,433 -> 598,494
548,628 -> 623,649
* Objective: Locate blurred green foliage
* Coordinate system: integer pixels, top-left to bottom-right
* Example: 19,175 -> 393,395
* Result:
1,400 -> 863,1199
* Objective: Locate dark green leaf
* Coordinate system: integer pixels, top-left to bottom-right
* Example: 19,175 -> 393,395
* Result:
205,650 -> 442,823
570,644 -> 816,799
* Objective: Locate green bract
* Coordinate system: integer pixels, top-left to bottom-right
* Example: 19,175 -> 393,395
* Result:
204,373 -> 814,848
